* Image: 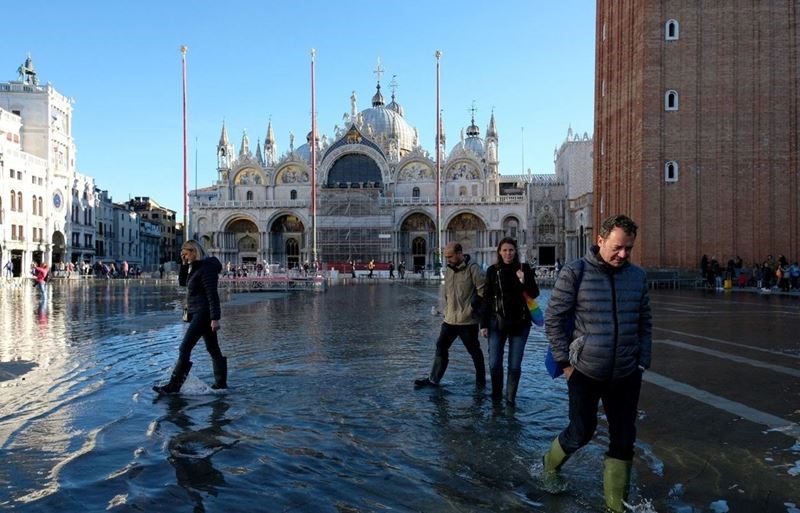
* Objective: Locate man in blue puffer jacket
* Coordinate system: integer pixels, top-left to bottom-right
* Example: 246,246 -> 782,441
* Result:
542,214 -> 652,513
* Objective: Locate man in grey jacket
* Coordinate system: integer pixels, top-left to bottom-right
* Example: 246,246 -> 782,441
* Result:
415,242 -> 487,389
542,214 -> 652,513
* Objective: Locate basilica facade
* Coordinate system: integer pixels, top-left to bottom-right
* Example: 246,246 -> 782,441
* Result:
190,82 -> 532,271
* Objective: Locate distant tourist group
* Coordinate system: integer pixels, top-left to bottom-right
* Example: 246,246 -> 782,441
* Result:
700,254 -> 799,292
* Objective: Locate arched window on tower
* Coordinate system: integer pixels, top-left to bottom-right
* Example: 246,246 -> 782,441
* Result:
665,160 -> 679,182
17,192 -> 22,212
665,19 -> 679,40
10,190 -> 15,211
665,90 -> 679,111
32,195 -> 37,215
246,191 -> 253,201
412,187 -> 420,199
290,190 -> 297,200
38,196 -> 43,216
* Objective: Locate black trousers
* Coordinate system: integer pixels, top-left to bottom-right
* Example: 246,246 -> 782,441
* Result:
178,312 -> 224,366
558,368 -> 642,460
433,322 -> 485,381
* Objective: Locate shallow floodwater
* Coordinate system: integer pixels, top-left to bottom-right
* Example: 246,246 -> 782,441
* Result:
0,280 -> 663,512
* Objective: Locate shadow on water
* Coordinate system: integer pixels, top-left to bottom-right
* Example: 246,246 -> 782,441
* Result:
0,281 -> 795,511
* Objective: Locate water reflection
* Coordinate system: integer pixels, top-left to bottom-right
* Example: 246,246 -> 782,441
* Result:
161,396 -> 233,507
3,281 -> 794,512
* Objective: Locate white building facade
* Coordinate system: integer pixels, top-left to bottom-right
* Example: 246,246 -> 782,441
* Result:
190,80 -> 531,271
0,107 -> 50,275
0,56 -> 98,268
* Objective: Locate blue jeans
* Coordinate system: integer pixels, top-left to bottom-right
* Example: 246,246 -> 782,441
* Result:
178,311 -> 224,366
488,317 -> 531,374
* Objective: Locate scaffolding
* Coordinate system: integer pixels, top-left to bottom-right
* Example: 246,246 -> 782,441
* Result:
316,188 -> 394,263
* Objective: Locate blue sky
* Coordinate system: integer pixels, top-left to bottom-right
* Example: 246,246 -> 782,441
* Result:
2,1 -> 595,214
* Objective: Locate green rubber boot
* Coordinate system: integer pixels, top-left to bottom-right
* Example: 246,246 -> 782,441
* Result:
603,456 -> 632,513
542,437 -> 569,492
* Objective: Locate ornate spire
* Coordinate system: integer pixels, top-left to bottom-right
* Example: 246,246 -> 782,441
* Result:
264,117 -> 276,165
486,109 -> 498,139
466,101 -> 480,137
387,75 -> 404,116
255,139 -> 264,166
371,57 -> 385,107
218,121 -> 229,147
239,130 -> 250,157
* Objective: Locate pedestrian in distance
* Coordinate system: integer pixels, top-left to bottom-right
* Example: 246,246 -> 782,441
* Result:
153,239 -> 228,395
31,262 -> 49,298
398,261 -> 406,279
389,262 -> 395,279
158,264 -> 165,279
414,242 -> 487,389
480,237 -> 540,405
542,214 -> 652,513
368,259 -> 375,278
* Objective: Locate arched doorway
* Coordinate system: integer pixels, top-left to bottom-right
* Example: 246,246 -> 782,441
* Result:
400,213 -> 434,272
51,231 -> 66,264
447,212 -> 486,257
222,218 -> 260,264
238,234 -> 258,264
270,214 -> 305,269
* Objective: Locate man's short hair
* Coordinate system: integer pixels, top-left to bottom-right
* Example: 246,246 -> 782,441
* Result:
445,242 -> 463,255
599,214 -> 638,238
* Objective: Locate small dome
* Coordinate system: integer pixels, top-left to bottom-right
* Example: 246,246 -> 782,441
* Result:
386,93 -> 404,116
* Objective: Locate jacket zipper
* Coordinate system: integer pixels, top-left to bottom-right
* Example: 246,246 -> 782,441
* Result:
610,272 -> 618,377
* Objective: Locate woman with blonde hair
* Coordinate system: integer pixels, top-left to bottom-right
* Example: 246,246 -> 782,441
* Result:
153,239 -> 227,394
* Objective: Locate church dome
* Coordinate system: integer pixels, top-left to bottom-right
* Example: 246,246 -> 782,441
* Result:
449,120 -> 486,159
294,131 -> 320,163
360,105 -> 416,152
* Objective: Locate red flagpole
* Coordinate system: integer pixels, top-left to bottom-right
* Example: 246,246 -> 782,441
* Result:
181,45 -> 189,237
435,50 -> 442,272
311,49 -> 318,265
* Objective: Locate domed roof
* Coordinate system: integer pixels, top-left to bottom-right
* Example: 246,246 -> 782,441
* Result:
449,119 -> 486,159
386,92 -> 404,117
360,99 -> 416,152
294,132 -> 320,163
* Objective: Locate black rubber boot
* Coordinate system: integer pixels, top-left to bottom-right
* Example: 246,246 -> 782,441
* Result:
211,357 -> 228,390
490,369 -> 504,402
153,360 -> 193,395
414,356 -> 447,388
472,351 -> 486,388
505,369 -> 521,405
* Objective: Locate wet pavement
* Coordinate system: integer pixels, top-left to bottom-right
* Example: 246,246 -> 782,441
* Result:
0,280 -> 798,512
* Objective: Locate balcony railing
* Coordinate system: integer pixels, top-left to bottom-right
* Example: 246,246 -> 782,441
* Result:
192,195 -> 523,209
193,199 -> 309,209
381,195 -> 526,206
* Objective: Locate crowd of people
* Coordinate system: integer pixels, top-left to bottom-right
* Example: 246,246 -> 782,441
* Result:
700,254 -> 800,292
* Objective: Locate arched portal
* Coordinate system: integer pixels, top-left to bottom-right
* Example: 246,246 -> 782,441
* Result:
270,214 -> 305,269
223,218 -> 260,264
51,231 -> 66,264
400,213 -> 434,272
447,213 -> 486,256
